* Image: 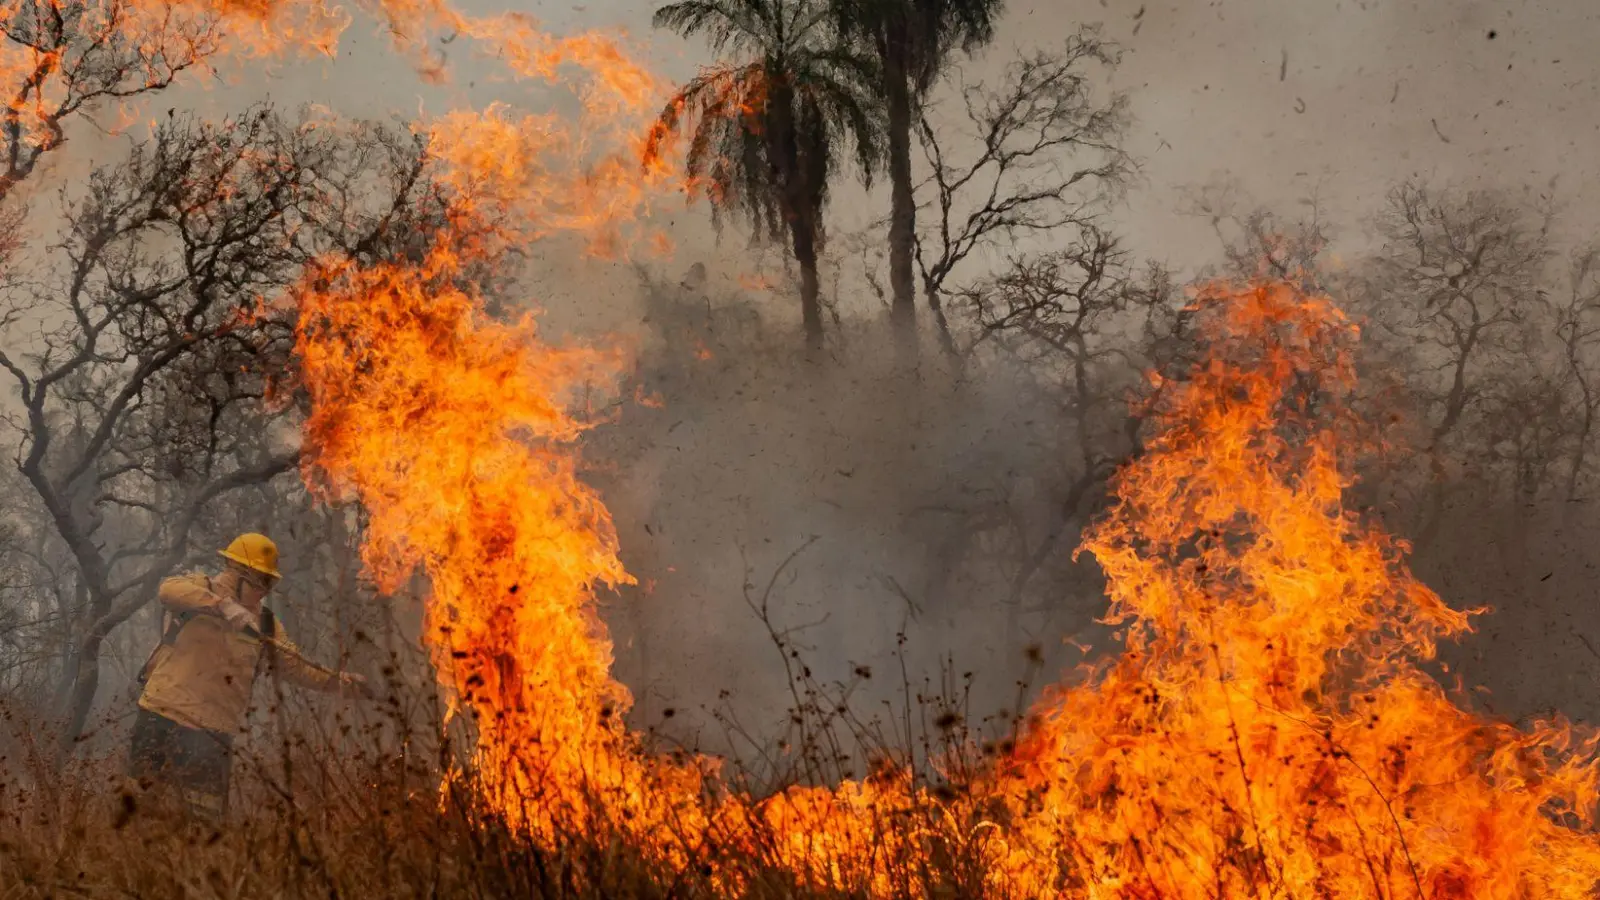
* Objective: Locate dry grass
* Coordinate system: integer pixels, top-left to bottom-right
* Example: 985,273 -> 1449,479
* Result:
1,764 -> 673,898
0,644 -> 1037,900
0,745 -> 997,899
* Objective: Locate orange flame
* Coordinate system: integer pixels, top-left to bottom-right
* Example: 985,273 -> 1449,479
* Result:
985,282 -> 1600,896
282,16 -> 704,850
292,247 -> 704,841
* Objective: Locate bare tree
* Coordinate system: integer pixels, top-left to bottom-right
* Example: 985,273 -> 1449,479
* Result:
872,31 -> 1163,646
1554,246 -> 1600,500
948,227 -> 1172,611
913,30 -> 1131,359
1350,179 -> 1557,547
1181,179 -> 1334,291
0,472 -> 63,709
0,108 -> 441,751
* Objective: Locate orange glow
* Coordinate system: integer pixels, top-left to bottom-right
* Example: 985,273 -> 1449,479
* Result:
737,270 -> 779,293
0,0 -> 670,193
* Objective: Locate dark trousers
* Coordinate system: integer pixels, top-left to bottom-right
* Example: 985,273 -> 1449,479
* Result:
127,708 -> 234,817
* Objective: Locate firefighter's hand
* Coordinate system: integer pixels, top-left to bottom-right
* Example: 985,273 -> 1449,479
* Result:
218,599 -> 256,633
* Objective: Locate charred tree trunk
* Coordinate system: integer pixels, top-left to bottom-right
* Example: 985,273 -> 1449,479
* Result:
926,282 -> 959,361
1566,382 -> 1594,503
60,626 -> 108,756
792,215 -> 825,355
765,78 -> 825,357
884,38 -> 919,366
48,580 -> 85,721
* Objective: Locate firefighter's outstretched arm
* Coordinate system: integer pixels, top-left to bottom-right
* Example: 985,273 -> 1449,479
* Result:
266,625 -> 371,697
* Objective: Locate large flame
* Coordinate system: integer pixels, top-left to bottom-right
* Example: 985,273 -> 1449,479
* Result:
693,283 -> 1600,897
989,284 -> 1600,896
279,23 -> 719,857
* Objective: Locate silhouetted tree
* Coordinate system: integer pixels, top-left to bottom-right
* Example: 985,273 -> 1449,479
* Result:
913,35 -> 1131,359
647,0 -> 883,354
833,0 -> 1004,362
1350,180 -> 1557,548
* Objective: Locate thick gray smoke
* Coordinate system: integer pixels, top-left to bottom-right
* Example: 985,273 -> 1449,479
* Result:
586,265 -> 1115,757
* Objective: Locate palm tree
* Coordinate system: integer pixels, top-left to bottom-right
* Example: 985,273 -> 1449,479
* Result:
834,0 -> 1005,360
647,0 -> 881,353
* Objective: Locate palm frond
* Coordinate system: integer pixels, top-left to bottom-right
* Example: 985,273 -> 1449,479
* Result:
831,0 -> 1006,96
816,81 -> 884,184
654,0 -> 781,56
645,67 -> 735,168
650,0 -> 882,246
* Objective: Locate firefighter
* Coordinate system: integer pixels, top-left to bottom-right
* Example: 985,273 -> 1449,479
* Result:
126,532 -> 369,817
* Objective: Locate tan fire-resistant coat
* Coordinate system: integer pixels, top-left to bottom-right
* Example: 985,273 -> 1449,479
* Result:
137,572 -> 337,734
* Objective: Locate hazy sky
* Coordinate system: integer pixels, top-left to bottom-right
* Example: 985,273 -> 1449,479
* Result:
20,0 -> 1600,356
1090,0 -> 1600,266
184,0 -> 1600,274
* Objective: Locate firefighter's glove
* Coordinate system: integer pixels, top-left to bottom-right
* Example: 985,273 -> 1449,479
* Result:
218,599 -> 256,633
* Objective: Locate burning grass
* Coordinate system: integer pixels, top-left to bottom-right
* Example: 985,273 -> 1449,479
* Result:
0,746 -> 689,898
0,663 -> 1029,899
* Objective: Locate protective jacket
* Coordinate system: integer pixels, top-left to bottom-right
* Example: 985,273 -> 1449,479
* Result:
137,572 -> 337,734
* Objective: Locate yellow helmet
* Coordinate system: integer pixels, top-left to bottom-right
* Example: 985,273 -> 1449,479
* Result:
219,533 -> 281,579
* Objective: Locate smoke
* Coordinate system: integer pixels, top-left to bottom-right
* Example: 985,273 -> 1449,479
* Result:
574,261 -> 1124,758
1407,493 -> 1600,729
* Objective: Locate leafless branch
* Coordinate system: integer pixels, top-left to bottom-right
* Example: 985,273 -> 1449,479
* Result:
913,30 -> 1132,356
